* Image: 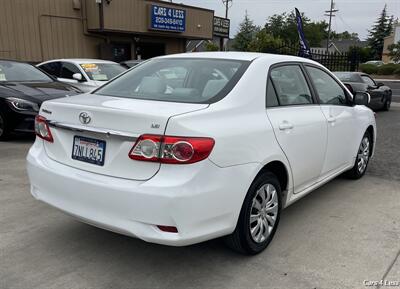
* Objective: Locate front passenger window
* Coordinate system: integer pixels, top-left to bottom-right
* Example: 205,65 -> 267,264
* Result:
306,66 -> 347,105
270,65 -> 313,106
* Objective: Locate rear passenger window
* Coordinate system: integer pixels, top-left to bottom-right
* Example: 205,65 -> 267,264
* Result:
270,65 -> 313,106
266,77 -> 279,107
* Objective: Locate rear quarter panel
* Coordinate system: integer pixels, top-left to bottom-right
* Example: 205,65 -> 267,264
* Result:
165,57 -> 294,198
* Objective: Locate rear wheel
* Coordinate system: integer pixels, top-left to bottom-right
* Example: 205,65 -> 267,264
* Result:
225,172 -> 281,255
383,96 -> 391,111
345,131 -> 371,179
0,111 -> 10,141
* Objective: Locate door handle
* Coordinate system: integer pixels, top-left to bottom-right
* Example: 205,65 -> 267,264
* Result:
279,121 -> 294,130
327,116 -> 336,123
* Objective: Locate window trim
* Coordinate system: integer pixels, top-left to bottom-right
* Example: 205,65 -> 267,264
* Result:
303,64 -> 353,107
266,61 -> 318,108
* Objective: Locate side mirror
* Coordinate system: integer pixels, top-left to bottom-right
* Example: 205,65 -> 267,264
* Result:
353,92 -> 370,106
376,82 -> 384,87
72,73 -> 83,81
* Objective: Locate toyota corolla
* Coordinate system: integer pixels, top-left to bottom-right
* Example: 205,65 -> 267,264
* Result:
27,52 -> 376,254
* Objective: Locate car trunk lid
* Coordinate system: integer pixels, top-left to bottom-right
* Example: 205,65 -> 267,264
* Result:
41,94 -> 208,180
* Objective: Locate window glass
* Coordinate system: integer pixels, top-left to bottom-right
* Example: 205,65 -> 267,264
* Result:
95,58 -> 248,103
39,62 -> 61,78
361,75 -> 376,87
306,66 -> 347,105
333,72 -> 362,83
60,62 -> 81,79
270,65 -> 312,106
0,61 -> 53,82
80,63 -> 126,81
266,77 -> 279,107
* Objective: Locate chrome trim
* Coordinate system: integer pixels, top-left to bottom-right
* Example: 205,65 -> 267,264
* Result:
47,121 -> 138,140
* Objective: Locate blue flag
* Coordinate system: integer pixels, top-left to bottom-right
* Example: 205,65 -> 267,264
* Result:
295,8 -> 312,59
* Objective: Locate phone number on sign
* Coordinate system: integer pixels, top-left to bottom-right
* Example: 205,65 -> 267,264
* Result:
155,17 -> 183,26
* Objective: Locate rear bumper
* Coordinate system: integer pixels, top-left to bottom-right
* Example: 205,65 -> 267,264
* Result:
27,140 -> 258,246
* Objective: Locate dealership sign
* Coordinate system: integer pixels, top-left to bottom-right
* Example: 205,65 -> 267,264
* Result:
150,5 -> 186,32
213,16 -> 230,38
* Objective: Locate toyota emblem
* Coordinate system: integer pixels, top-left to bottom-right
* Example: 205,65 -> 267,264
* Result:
79,112 -> 91,124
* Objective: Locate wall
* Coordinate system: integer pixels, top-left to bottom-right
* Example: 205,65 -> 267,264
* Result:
86,0 -> 214,40
0,0 -> 105,62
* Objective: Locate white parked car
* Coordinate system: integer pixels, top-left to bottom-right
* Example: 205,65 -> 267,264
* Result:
27,52 -> 376,254
37,59 -> 127,92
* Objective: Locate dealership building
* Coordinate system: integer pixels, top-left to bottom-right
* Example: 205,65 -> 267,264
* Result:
0,0 -> 229,63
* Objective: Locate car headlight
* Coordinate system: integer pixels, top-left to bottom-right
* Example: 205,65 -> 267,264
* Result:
6,97 -> 40,113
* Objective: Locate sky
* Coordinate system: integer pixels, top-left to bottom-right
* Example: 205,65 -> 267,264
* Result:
176,0 -> 399,40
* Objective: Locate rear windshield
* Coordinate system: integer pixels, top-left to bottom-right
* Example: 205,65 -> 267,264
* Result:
94,58 -> 250,103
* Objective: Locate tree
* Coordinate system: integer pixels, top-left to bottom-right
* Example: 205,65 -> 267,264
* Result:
367,5 -> 394,59
331,31 -> 360,41
264,11 -> 328,47
248,29 -> 283,53
204,41 -> 219,51
232,11 -> 259,51
388,41 -> 400,63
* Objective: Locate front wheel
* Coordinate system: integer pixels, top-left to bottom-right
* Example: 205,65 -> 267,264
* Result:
224,172 -> 281,255
0,111 -> 10,141
345,131 -> 372,179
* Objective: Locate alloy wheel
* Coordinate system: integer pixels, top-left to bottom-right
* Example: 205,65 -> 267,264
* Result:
357,136 -> 370,174
249,183 -> 279,243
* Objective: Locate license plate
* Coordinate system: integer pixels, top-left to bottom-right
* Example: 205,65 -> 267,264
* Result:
72,136 -> 106,166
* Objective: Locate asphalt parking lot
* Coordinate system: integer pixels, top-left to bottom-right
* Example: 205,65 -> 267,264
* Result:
1,108 -> 399,289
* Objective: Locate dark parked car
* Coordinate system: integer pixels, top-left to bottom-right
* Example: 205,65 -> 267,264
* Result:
334,72 -> 392,111
0,60 -> 82,140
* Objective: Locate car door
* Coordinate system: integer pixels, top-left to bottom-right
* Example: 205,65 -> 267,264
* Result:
266,64 -> 328,194
305,65 -> 359,176
361,75 -> 383,109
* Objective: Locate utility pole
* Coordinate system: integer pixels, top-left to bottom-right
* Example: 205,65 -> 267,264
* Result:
222,0 -> 232,18
221,0 -> 232,51
325,0 -> 338,53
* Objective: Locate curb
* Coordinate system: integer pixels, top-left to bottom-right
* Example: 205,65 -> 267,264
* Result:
391,102 -> 400,108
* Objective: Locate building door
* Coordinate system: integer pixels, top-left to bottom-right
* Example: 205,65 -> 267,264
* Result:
137,43 -> 165,60
111,43 -> 131,62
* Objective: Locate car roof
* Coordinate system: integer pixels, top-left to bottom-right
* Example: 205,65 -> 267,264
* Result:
158,52 -> 320,65
39,59 -> 118,65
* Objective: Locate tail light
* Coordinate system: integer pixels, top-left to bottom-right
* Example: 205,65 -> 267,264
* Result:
129,134 -> 215,164
34,115 -> 53,143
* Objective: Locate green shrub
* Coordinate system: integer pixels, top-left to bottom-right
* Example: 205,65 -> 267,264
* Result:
394,67 -> 400,76
377,63 -> 400,75
359,64 -> 378,74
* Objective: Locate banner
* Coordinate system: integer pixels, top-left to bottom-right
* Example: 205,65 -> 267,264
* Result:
295,8 -> 312,59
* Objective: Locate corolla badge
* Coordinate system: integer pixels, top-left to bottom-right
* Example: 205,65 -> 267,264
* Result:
79,112 -> 91,124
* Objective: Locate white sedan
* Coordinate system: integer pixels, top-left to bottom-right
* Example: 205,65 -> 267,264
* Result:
27,52 -> 376,254
37,59 -> 127,92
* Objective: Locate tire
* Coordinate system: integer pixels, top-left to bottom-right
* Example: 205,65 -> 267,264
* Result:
0,111 -> 10,141
345,131 -> 372,179
383,96 -> 391,111
225,172 -> 281,255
